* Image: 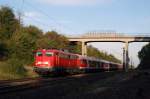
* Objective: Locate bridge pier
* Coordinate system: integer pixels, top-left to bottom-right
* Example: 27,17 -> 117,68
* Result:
124,42 -> 129,72
82,41 -> 87,56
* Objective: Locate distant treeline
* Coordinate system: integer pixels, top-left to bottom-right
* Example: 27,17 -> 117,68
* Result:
0,6 -> 121,79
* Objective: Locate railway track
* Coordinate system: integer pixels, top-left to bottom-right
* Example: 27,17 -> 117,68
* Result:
0,71 -> 124,95
0,77 -> 43,94
0,74 -> 86,94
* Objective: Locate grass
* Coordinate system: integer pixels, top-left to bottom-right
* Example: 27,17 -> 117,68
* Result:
0,58 -> 38,80
24,65 -> 39,78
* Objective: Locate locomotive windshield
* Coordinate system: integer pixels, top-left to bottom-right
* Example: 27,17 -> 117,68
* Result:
46,52 -> 53,56
36,52 -> 42,56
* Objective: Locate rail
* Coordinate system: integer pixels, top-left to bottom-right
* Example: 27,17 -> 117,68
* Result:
0,74 -> 88,94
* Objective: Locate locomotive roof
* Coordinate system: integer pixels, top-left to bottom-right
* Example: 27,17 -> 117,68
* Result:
78,55 -> 106,62
35,49 -> 77,55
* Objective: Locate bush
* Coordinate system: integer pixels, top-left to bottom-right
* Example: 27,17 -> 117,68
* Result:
0,58 -> 27,79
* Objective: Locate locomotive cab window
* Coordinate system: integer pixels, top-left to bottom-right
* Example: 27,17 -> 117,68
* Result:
36,52 -> 42,56
46,52 -> 53,56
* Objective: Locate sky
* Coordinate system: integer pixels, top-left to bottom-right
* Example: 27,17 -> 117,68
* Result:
0,0 -> 150,67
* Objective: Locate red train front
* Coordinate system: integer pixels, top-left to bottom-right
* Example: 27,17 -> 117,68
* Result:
34,49 -> 79,74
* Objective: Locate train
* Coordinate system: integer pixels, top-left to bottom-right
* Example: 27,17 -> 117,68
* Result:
33,49 -> 123,75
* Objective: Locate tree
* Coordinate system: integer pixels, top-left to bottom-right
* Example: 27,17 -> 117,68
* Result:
9,32 -> 36,63
87,45 -> 102,58
8,25 -> 43,63
0,6 -> 19,59
87,45 -> 121,63
138,43 -> 150,69
0,42 -> 8,60
0,6 -> 19,40
37,31 -> 69,49
69,42 -> 81,54
23,25 -> 43,39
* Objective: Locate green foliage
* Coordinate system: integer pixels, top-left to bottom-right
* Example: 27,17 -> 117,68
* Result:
0,6 -> 19,60
9,33 -> 34,63
69,42 -> 81,54
6,58 -> 26,76
8,25 -> 43,64
0,6 -> 19,40
37,31 -> 69,49
0,58 -> 26,79
23,25 -> 43,38
0,42 -> 8,60
87,45 -> 121,63
138,43 -> 150,69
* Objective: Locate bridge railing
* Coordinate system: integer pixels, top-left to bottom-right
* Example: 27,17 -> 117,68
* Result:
67,33 -> 150,38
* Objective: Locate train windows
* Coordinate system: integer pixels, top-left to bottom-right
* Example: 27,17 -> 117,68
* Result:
36,52 -> 42,56
46,52 -> 53,56
89,60 -> 98,67
59,53 -> 69,59
70,55 -> 78,59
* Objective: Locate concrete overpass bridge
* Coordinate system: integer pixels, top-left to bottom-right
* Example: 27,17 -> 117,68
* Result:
67,32 -> 150,71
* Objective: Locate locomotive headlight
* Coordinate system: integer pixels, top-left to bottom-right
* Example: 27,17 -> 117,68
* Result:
43,62 -> 49,64
36,61 -> 42,65
79,67 -> 84,69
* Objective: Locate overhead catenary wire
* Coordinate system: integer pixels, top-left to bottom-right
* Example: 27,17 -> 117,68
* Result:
23,14 -> 58,31
5,4 -> 57,33
22,0 -> 75,33
3,0 -> 74,33
7,0 -> 61,32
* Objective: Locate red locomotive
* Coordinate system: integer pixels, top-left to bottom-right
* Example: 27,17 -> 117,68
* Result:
33,49 -> 123,75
